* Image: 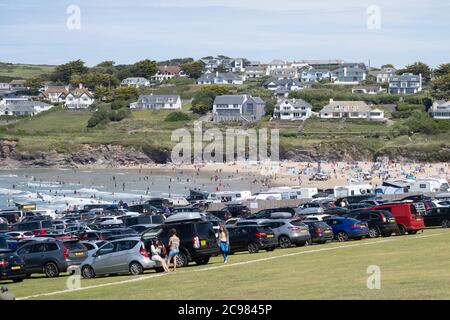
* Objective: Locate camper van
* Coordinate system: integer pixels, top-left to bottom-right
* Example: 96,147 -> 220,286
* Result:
253,187 -> 318,201
207,191 -> 252,203
409,178 -> 449,194
334,184 -> 373,198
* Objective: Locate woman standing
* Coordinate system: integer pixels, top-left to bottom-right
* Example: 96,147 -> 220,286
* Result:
167,228 -> 180,272
218,225 -> 229,263
150,239 -> 169,273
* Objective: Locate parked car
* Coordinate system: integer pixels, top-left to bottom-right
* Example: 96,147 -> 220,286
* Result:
247,207 -> 296,220
101,228 -> 138,240
399,195 -> 435,211
324,217 -> 369,242
63,240 -> 88,267
226,225 -> 278,253
121,214 -> 165,227
129,224 -> 157,234
0,222 -> 9,233
15,238 -> 68,277
224,204 -> 251,218
128,204 -> 163,215
0,246 -> 27,283
424,207 -> 450,228
345,210 -> 399,237
261,219 -> 311,248
303,214 -> 332,221
301,221 -> 334,244
0,211 -> 21,224
11,220 -> 53,235
207,208 -> 232,221
142,217 -> 219,267
366,202 -> 425,235
5,231 -> 35,240
80,237 -> 156,278
77,230 -> 112,241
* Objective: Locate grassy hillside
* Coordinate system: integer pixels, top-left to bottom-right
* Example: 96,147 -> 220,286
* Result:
0,62 -> 55,80
7,228 -> 450,300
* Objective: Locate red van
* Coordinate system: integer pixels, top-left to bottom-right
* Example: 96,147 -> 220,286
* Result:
365,202 -> 425,235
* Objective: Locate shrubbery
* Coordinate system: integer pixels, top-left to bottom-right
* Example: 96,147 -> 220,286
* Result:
165,111 -> 191,122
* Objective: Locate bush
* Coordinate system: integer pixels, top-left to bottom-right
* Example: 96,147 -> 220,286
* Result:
111,100 -> 129,110
165,111 -> 191,122
87,109 -> 109,128
108,108 -> 131,122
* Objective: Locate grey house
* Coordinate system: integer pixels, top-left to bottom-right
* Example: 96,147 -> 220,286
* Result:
388,73 -> 422,94
0,100 -> 51,116
332,63 -> 367,84
130,95 -> 182,110
212,95 -> 266,122
197,72 -> 244,85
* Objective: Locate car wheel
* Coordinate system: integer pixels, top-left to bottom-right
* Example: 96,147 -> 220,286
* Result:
397,225 -> 406,235
175,252 -> 188,267
247,242 -> 259,253
13,278 -> 24,283
129,262 -> 144,275
81,265 -> 96,279
368,227 -> 380,238
336,232 -> 349,242
43,262 -> 59,278
194,257 -> 210,265
441,219 -> 450,228
278,236 -> 291,249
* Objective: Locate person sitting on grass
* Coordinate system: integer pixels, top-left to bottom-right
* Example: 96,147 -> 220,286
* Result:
150,238 -> 169,273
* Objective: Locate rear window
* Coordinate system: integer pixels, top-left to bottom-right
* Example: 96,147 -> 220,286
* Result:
195,223 -> 215,238
64,242 -> 86,251
41,220 -> 53,229
151,215 -> 165,224
46,242 -> 59,252
255,226 -> 272,233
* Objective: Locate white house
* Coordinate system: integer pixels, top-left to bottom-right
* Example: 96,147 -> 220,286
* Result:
273,98 -> 313,121
40,86 -> 70,103
120,77 -> 151,87
197,72 -> 244,85
352,86 -> 386,95
429,100 -> 450,119
0,98 -> 52,116
369,67 -> 397,83
130,94 -> 182,110
64,87 -> 95,109
151,66 -> 186,82
319,99 -> 385,121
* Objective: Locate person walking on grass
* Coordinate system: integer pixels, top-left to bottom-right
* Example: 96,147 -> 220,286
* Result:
218,225 -> 230,263
167,228 -> 180,272
150,238 -> 169,273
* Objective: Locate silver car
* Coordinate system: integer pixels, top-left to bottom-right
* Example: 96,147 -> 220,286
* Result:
238,219 -> 311,248
80,237 -> 156,278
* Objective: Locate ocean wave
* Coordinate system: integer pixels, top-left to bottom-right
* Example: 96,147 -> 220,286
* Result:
0,188 -> 24,195
0,174 -> 19,178
27,182 -> 62,188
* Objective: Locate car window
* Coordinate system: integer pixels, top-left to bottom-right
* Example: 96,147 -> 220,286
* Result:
65,242 -> 86,251
151,215 -> 165,224
31,243 -> 47,253
17,245 -> 32,255
370,213 -> 381,220
83,243 -> 94,251
46,243 -> 59,252
195,223 -> 215,239
98,243 -> 114,255
115,240 -> 138,252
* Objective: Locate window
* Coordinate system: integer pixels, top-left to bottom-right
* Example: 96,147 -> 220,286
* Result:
98,243 -> 114,256
116,240 -> 138,252
18,245 -> 32,255
31,243 -> 47,253
419,184 -> 427,189
46,243 -> 59,252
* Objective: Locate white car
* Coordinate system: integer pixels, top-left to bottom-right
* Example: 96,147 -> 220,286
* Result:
5,231 -> 35,239
303,214 -> 332,221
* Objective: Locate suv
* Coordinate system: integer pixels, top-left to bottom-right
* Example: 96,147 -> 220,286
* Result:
11,220 -> 53,235
15,238 -> 68,277
0,240 -> 27,283
302,221 -> 334,244
324,217 -> 369,242
142,221 -> 219,267
366,202 -> 425,235
226,225 -> 278,253
121,215 -> 165,228
346,210 -> 399,238
224,204 -> 251,218
247,207 -> 296,220
262,219 -> 311,248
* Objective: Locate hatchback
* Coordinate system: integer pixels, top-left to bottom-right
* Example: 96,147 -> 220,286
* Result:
324,217 -> 369,242
226,225 -> 278,253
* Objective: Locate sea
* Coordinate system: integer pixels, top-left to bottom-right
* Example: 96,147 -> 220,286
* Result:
0,168 -> 270,212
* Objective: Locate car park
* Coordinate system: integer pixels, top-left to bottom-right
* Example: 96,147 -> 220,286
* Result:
80,237 -> 156,278
301,221 -> 334,244
324,217 -> 369,242
226,225 -> 278,253
423,207 -> 450,228
345,210 -> 399,237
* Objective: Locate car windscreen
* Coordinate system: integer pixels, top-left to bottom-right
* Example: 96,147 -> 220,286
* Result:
142,226 -> 163,240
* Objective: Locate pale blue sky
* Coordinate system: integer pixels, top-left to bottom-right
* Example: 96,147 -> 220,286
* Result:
1,0 -> 449,68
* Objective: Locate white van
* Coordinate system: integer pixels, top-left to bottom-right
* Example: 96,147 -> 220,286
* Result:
334,184 -> 373,198
207,191 -> 252,203
409,178 -> 449,193
254,187 -> 318,200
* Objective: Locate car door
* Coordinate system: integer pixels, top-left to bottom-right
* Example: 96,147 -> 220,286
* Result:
27,243 -> 48,271
92,242 -> 115,275
425,209 -> 441,226
17,244 -> 35,271
109,240 -> 137,273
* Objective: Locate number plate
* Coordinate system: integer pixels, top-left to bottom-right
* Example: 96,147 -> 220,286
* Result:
11,266 -> 21,270
266,234 -> 274,238
75,252 -> 84,257
200,240 -> 206,246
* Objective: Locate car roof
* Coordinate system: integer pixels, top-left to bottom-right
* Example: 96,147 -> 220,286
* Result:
109,236 -> 141,242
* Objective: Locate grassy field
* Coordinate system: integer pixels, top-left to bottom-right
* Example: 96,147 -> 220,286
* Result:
4,228 -> 450,300
0,62 -> 55,80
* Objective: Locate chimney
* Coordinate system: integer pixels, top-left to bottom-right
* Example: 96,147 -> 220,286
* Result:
329,98 -> 334,103
79,83 -> 83,89
216,71 -> 219,77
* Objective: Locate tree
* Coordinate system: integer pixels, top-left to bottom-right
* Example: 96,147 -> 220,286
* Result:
51,60 -> 88,83
431,74 -> 450,100
26,77 -> 43,92
191,101 -> 210,115
381,64 -> 395,69
434,63 -> 450,78
180,61 -> 205,79
113,86 -> 139,101
396,62 -> 432,82
71,72 -> 119,89
129,59 -> 157,79
87,108 -> 109,128
96,61 -> 115,68
94,86 -> 111,101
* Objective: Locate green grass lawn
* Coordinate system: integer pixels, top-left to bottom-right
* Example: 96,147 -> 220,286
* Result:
0,63 -> 55,79
5,228 -> 450,300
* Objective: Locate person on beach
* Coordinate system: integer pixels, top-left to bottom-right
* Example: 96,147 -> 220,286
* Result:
167,229 -> 180,272
218,225 -> 230,263
150,239 -> 169,273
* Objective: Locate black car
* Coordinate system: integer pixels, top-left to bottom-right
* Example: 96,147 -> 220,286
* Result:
0,246 -> 27,283
145,198 -> 171,210
0,211 -> 21,224
247,207 -> 296,220
15,238 -> 68,278
346,203 -> 372,211
128,204 -> 163,215
224,204 -> 251,218
301,221 -> 334,244
0,222 -> 8,233
121,214 -> 165,227
345,210 -> 399,237
207,208 -> 231,221
226,225 -> 277,254
77,230 -> 113,241
424,207 -> 450,228
324,207 -> 349,216
101,228 -> 139,240
399,194 -> 435,211
142,220 -> 219,267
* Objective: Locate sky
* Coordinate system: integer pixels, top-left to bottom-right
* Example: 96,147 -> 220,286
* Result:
0,0 -> 449,68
